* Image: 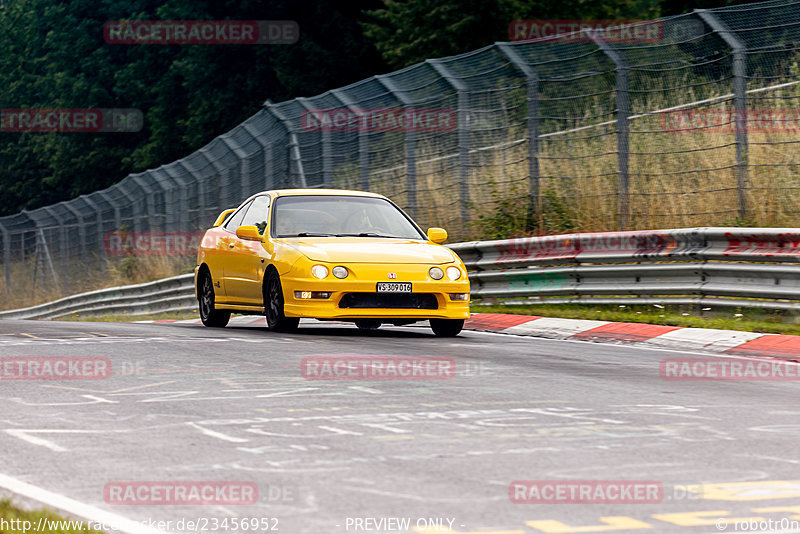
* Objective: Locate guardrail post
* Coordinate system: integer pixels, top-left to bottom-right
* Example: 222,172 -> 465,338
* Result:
427,59 -> 471,225
590,33 -> 630,230
264,101 -> 307,188
331,88 -> 370,190
695,9 -> 748,220
497,43 -> 541,230
375,75 -> 417,218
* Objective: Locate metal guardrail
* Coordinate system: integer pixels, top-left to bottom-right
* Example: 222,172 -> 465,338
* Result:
0,273 -> 195,320
3,227 -> 800,319
449,227 -> 800,310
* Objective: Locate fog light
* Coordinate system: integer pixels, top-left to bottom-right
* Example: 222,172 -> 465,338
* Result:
449,293 -> 469,301
295,291 -> 332,299
429,267 -> 444,280
311,265 -> 329,279
446,266 -> 461,280
332,266 -> 348,279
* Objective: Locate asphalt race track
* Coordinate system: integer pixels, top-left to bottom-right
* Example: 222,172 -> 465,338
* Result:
1,318 -> 800,534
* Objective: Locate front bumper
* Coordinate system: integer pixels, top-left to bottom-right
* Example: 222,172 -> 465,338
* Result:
280,263 -> 470,320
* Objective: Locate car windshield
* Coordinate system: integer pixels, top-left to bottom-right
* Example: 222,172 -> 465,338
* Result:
273,195 -> 425,239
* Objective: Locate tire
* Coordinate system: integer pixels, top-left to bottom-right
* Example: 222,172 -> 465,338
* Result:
198,271 -> 230,328
355,319 -> 381,331
430,318 -> 464,337
265,270 -> 300,332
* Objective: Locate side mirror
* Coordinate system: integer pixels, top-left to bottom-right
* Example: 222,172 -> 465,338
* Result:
236,225 -> 262,241
212,208 -> 236,228
427,227 -> 448,244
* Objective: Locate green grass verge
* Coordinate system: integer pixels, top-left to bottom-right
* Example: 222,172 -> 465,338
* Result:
55,311 -> 198,322
0,499 -> 105,533
470,303 -> 800,336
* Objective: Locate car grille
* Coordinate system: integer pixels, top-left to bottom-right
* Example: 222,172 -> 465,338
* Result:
338,293 -> 438,309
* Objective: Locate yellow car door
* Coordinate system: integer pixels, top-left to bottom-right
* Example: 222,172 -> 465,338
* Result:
223,195 -> 271,306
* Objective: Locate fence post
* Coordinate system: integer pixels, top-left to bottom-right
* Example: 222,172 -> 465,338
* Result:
97,191 -> 121,232
497,43 -> 541,229
81,194 -> 106,262
591,33 -> 630,230
427,59 -> 471,225
199,146 -> 229,220
116,180 -> 144,233
374,74 -> 417,218
39,207 -> 66,290
331,88 -> 370,191
62,202 -> 88,278
130,174 -> 157,232
297,97 -> 332,187
696,9 -> 748,220
265,100 -> 307,188
0,221 -> 9,293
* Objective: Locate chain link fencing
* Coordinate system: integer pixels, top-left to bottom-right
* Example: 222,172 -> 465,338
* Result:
3,0 -> 800,304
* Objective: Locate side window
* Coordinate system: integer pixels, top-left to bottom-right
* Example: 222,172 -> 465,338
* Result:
223,200 -> 252,232
240,196 -> 270,235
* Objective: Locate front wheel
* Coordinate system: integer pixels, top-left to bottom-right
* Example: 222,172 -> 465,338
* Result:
198,271 -> 230,328
265,270 -> 300,333
430,318 -> 464,337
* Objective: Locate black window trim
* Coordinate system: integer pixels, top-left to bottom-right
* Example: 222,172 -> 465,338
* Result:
268,194 -> 426,240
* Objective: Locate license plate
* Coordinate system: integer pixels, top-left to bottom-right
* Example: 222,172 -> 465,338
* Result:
376,282 -> 412,293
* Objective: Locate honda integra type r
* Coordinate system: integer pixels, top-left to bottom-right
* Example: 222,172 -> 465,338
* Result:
194,189 -> 470,336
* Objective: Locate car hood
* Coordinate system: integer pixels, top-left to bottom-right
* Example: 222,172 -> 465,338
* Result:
281,237 -> 457,264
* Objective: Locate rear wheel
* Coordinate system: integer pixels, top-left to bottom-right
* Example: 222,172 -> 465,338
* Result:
265,270 -> 299,332
430,318 -> 464,337
355,319 -> 381,331
198,271 -> 230,328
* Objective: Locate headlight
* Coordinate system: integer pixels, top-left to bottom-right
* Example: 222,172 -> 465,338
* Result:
446,266 -> 461,280
311,265 -> 329,279
429,267 -> 444,280
332,266 -> 348,279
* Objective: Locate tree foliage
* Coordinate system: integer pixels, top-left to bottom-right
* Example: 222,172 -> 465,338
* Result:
0,0 -> 750,216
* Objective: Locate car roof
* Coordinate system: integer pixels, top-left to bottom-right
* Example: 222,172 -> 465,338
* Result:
270,188 -> 385,198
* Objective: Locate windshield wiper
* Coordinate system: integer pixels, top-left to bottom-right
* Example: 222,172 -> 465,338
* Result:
336,232 -> 405,238
278,232 -> 336,237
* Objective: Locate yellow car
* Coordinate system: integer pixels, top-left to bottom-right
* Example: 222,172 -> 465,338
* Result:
194,189 -> 470,336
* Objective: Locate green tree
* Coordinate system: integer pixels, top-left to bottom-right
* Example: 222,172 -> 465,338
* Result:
0,0 -> 386,215
363,0 -> 661,70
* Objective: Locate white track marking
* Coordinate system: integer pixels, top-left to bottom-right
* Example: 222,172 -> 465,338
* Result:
0,472 -> 170,534
186,422 -> 249,443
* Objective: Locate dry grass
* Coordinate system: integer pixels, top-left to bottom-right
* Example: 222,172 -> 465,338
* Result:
9,80 -> 800,310
0,253 -> 192,311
